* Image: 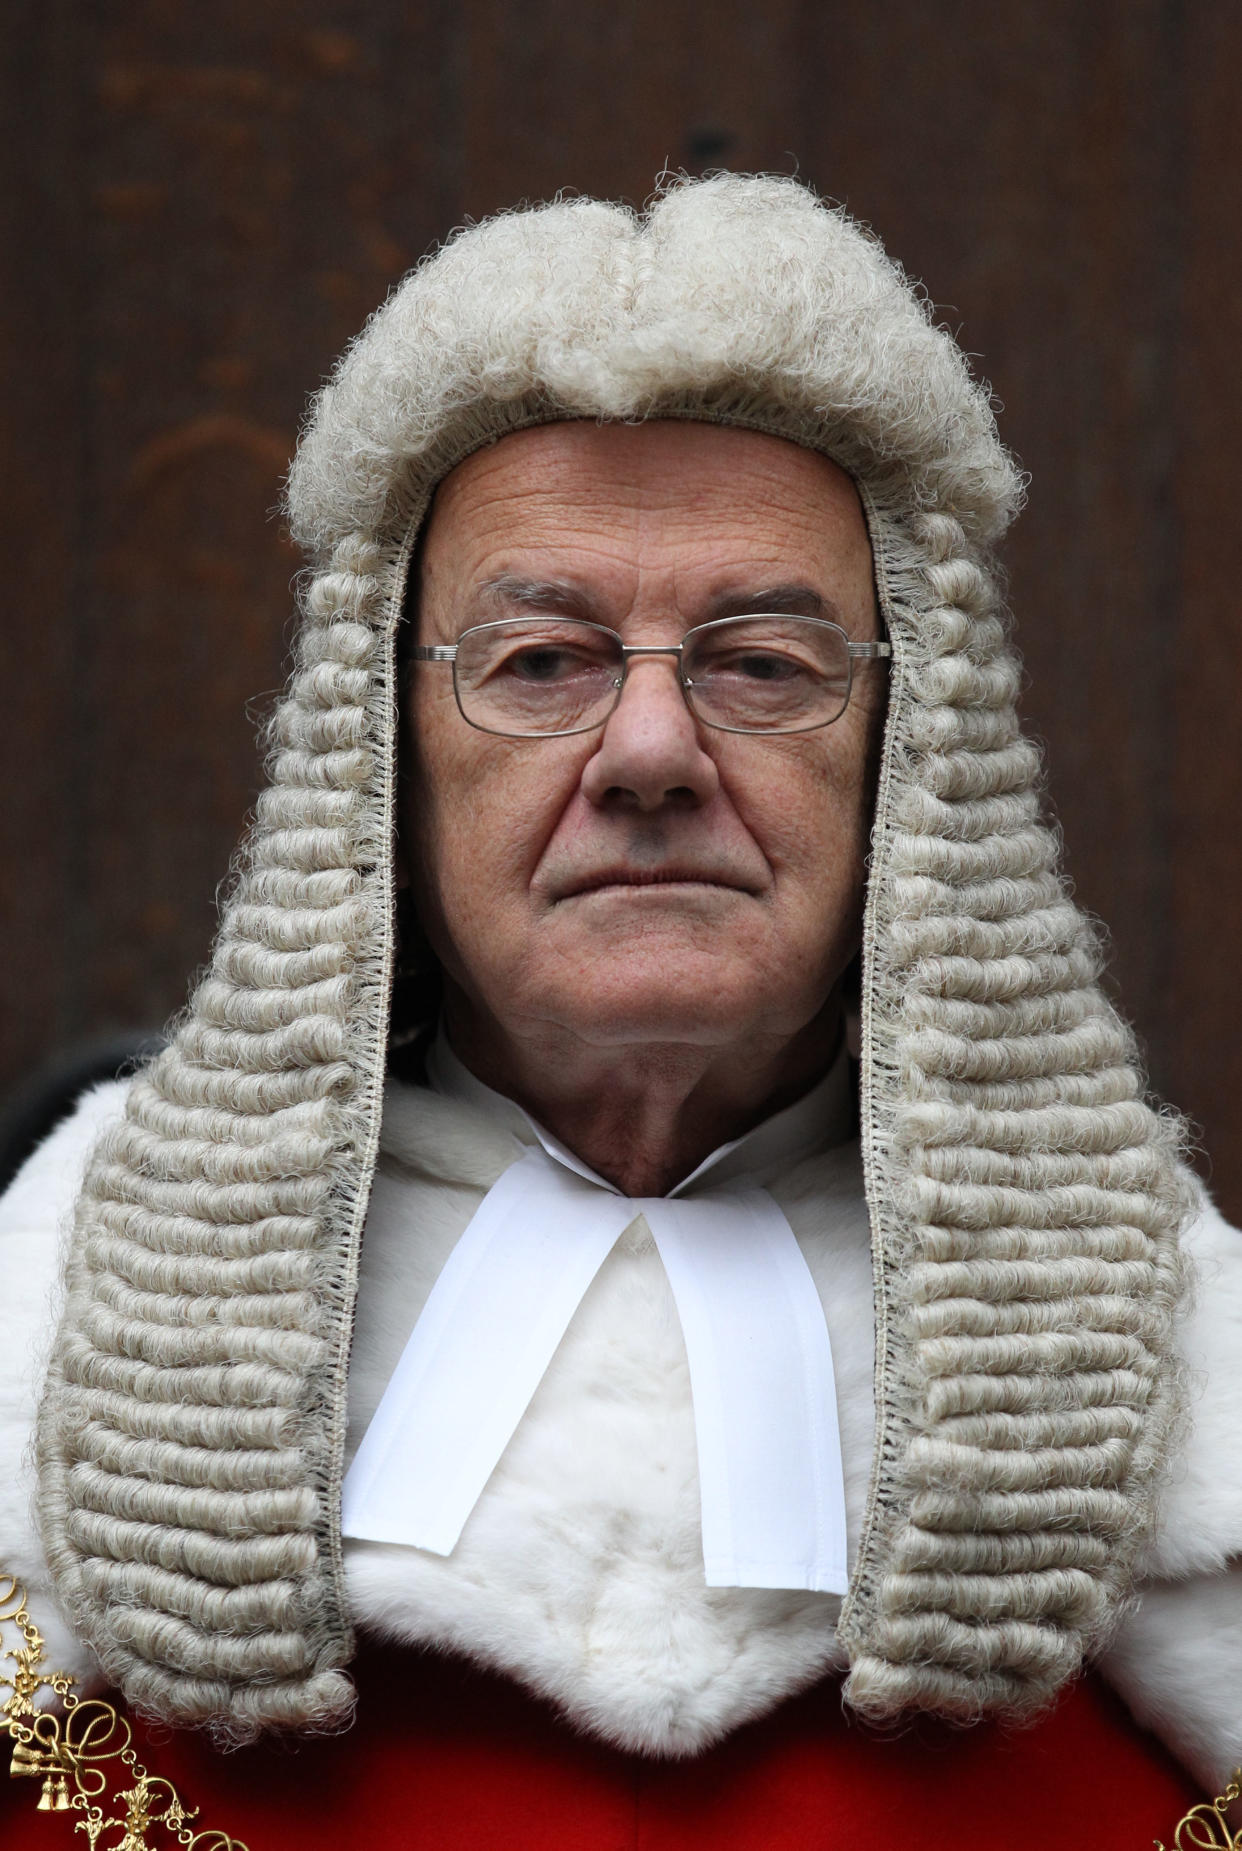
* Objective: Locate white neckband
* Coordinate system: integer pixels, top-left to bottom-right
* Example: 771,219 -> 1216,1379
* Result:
342,1041 -> 852,1593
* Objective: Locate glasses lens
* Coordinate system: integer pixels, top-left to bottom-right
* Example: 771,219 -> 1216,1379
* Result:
682,617 -> 852,733
453,619 -> 622,735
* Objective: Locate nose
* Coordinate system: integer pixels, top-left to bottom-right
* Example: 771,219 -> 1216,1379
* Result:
579,655 -> 720,813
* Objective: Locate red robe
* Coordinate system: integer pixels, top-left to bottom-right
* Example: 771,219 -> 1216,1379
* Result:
2,1644 -> 1202,1849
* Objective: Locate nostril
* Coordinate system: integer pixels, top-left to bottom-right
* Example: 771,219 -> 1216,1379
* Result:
605,784 -> 701,814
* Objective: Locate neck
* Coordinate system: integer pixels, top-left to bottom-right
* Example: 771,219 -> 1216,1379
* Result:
439,988 -> 844,1197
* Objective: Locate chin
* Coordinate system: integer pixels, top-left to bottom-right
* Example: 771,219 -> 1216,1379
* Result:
534,967 -> 794,1051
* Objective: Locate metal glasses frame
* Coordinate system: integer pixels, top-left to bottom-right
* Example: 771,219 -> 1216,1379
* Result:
410,613 -> 893,738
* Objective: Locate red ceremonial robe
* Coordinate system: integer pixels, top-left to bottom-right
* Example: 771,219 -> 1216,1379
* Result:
1,1643 -> 1202,1850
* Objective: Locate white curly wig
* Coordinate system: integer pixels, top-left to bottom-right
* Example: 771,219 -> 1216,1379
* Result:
37,173 -> 1189,1738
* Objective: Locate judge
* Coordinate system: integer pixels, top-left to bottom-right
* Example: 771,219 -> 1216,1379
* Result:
3,173 -> 1241,1849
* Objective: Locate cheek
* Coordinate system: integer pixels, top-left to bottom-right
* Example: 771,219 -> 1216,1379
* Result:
407,706 -> 579,933
720,727 -> 875,907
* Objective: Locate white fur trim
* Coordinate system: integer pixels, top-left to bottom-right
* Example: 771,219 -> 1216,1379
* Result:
1139,1192 -> 1242,1578
1096,1191 -> 1242,1789
1101,1567 -> 1242,1790
4,1079 -> 1242,1767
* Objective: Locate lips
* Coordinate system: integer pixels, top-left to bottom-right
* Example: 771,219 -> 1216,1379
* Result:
558,866 -> 758,899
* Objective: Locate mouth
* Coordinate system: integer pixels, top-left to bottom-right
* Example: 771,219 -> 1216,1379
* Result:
559,869 -> 757,900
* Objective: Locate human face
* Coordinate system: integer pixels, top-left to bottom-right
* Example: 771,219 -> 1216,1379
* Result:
403,420 -> 883,1067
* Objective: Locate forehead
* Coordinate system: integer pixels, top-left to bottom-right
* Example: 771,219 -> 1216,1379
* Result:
417,420 -> 874,611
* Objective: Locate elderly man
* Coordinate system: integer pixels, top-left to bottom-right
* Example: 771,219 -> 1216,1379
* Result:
2,174 -> 1241,1849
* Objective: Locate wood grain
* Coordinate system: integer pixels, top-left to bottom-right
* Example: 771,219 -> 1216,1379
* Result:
3,2 -> 1238,1209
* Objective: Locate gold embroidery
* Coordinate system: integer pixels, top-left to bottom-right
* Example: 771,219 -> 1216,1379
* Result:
5,1562 -> 1241,1847
1155,1771 -> 1242,1850
2,1573 -> 247,1848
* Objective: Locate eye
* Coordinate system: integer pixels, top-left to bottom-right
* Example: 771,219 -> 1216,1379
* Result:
696,645 -> 816,685
506,645 -> 584,681
466,626 -> 616,687
718,649 -> 808,682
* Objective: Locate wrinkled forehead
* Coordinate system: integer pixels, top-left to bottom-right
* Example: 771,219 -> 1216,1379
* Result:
404,418 -> 881,638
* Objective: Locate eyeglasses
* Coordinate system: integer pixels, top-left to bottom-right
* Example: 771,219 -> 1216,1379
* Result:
411,614 -> 892,738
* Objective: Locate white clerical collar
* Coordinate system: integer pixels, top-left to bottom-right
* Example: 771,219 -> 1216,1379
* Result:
343,1035 -> 854,1594
423,1027 -> 854,1196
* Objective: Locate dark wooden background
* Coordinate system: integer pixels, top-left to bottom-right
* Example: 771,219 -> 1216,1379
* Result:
4,3 -> 1240,1213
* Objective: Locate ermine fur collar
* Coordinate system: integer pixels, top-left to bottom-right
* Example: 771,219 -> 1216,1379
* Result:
3,1080 -> 1242,1780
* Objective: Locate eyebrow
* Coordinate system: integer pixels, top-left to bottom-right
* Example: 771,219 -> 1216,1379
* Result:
472,575 -> 841,626
475,575 -> 604,620
708,584 -> 839,622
